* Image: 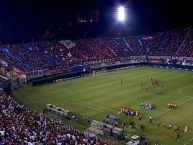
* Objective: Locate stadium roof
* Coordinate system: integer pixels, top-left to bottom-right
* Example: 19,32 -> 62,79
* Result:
0,0 -> 192,43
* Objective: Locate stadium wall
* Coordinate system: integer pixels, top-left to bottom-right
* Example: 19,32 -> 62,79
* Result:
31,63 -> 145,86
148,63 -> 193,72
31,56 -> 193,86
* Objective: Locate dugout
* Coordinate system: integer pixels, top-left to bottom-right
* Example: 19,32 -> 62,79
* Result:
91,120 -> 105,130
45,104 -> 72,119
88,120 -> 123,139
87,120 -> 105,135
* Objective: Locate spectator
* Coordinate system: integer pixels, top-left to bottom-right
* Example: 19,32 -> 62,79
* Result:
0,88 -> 109,144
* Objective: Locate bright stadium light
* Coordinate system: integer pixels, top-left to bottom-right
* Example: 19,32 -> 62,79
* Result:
117,6 -> 126,22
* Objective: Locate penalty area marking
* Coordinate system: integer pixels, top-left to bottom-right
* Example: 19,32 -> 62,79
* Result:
152,109 -> 170,119
177,86 -> 193,145
153,86 -> 193,119
153,86 -> 193,145
178,86 -> 193,99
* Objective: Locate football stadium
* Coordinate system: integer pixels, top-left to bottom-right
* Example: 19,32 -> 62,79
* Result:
0,0 -> 192,145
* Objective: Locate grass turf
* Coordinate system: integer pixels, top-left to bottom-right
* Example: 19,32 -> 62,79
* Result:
15,66 -> 193,145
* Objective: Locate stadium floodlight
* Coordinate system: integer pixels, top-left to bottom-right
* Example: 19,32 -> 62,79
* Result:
117,6 -> 126,22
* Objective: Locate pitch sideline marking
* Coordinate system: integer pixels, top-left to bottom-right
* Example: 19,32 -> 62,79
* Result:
64,102 -> 99,111
36,87 -> 118,113
36,72 -> 158,114
64,102 -> 103,117
87,110 -> 104,117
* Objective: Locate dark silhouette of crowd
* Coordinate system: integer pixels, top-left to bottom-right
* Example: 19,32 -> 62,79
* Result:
0,27 -> 192,72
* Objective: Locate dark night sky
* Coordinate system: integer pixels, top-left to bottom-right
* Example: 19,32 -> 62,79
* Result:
0,0 -> 192,43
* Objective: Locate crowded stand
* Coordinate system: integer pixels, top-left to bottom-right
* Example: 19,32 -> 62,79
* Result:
0,87 -> 110,145
0,27 -> 192,73
0,0 -> 192,144
146,28 -> 190,56
177,28 -> 193,57
0,27 -> 192,144
126,36 -> 144,56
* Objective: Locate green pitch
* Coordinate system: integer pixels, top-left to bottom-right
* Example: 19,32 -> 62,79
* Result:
15,66 -> 193,145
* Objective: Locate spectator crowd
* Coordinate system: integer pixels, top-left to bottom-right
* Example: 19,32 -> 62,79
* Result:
0,27 -> 192,72
0,87 -> 109,145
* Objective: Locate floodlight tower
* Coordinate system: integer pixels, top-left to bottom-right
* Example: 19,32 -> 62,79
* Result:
114,5 -> 128,35
117,6 -> 126,22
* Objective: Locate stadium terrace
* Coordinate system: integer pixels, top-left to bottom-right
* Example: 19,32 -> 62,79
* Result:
0,1 -> 193,144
